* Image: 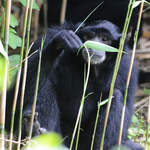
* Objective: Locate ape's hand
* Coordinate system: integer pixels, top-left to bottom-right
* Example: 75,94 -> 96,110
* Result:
52,30 -> 83,53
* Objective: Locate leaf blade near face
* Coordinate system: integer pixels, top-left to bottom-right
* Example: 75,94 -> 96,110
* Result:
81,40 -> 120,53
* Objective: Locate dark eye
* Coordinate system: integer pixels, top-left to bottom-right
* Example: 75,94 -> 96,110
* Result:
101,36 -> 109,42
83,32 -> 95,41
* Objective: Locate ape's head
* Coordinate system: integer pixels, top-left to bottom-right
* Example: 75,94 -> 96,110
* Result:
77,20 -> 121,65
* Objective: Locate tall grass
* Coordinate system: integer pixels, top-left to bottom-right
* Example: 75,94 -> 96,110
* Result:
17,0 -> 34,149
8,0 -> 30,149
0,0 -> 148,150
70,46 -> 91,150
100,0 -> 135,149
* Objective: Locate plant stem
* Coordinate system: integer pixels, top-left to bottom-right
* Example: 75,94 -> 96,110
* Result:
70,45 -> 91,150
146,95 -> 150,150
8,1 -> 29,150
60,0 -> 67,25
90,97 -> 102,150
28,38 -> 44,140
17,0 -> 34,149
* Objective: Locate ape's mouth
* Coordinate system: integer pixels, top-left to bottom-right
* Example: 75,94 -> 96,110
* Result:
82,48 -> 106,65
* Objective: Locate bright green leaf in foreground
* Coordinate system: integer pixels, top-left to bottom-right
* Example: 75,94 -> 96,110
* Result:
111,145 -> 130,150
22,132 -> 68,150
0,55 -> 8,92
81,40 -> 120,53
0,40 -> 8,91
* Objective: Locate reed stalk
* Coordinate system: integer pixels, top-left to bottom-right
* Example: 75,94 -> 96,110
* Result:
17,0 -> 34,149
70,45 -> 91,150
8,1 -> 30,150
28,38 -> 44,140
60,0 -> 67,25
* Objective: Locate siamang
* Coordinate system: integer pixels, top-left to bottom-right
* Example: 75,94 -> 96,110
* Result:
40,0 -> 142,47
6,20 -> 143,150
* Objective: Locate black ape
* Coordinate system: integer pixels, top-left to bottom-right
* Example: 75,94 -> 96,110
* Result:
6,20 -> 143,150
49,21 -> 143,150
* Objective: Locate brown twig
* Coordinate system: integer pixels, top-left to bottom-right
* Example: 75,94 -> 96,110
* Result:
60,0 -> 67,25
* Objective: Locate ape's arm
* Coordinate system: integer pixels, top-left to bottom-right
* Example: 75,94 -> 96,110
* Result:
31,28 -> 83,63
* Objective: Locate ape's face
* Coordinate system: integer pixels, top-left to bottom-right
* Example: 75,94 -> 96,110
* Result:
79,27 -> 120,65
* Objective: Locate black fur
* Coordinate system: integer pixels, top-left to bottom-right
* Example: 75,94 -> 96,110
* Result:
6,20 -> 143,150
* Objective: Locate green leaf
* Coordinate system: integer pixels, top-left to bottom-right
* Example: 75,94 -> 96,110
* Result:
111,145 -> 130,150
99,98 -> 109,106
22,132 -> 68,150
0,55 -> 7,91
10,14 -> 18,28
0,40 -> 8,59
0,17 -> 2,24
9,55 -> 20,69
19,0 -> 40,10
9,31 -> 22,49
132,115 -> 139,123
144,88 -> 150,95
144,0 -> 150,5
132,1 -> 141,8
10,28 -> 17,34
81,40 -> 120,53
32,0 -> 40,10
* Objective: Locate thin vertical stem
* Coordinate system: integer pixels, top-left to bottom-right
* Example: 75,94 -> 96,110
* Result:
43,0 -> 48,30
90,97 -> 102,150
146,96 -> 150,150
28,38 -> 44,140
60,0 -> 67,25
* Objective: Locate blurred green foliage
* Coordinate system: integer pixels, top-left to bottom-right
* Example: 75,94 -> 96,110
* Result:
22,132 -> 69,150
